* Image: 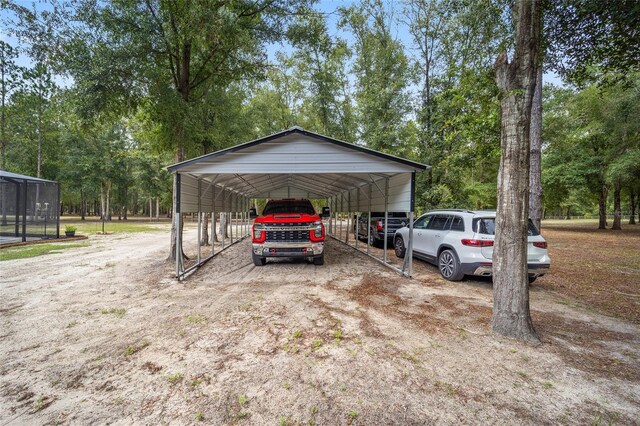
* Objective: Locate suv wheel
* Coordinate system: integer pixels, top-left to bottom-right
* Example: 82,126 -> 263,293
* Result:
252,252 -> 266,266
438,249 -> 464,281
394,236 -> 406,258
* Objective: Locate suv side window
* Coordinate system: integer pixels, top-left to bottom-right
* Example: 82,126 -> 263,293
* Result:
426,215 -> 449,230
413,215 -> 430,229
450,216 -> 464,232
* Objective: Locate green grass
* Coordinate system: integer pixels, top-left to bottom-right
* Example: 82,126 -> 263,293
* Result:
62,220 -> 167,235
0,242 -> 88,261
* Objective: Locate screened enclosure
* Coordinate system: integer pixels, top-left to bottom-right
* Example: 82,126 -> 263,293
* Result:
0,171 -> 60,245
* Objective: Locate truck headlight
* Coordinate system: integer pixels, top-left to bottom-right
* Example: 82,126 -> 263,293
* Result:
253,223 -> 265,239
313,220 -> 323,238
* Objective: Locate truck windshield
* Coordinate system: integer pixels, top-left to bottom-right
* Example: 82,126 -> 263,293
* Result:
263,201 -> 316,215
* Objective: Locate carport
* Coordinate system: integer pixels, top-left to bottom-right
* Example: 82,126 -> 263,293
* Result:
166,127 -> 428,280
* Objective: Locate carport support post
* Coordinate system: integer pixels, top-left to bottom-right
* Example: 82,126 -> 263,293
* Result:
222,186 -> 226,250
197,179 -> 201,264
355,188 -> 360,249
175,173 -> 182,279
367,184 -> 371,256
212,185 -> 216,257
384,177 -> 389,264
408,172 -> 416,277
346,191 -> 350,244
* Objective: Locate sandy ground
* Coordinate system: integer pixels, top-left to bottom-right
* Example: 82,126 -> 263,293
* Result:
1,225 -> 639,425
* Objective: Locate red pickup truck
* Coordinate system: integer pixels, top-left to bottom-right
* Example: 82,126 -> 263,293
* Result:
250,199 -> 330,266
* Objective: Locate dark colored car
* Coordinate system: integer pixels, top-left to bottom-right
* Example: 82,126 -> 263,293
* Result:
354,212 -> 408,247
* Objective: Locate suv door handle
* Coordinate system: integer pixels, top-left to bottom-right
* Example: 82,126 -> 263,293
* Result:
435,234 -> 441,237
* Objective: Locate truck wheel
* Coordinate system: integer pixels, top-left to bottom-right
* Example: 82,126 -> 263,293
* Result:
368,230 -> 378,247
252,252 -> 266,266
394,236 -> 406,258
313,254 -> 324,266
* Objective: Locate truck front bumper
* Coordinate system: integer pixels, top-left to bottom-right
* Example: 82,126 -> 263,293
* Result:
252,241 -> 324,258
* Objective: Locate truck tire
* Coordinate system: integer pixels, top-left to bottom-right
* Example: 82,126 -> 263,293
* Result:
313,254 -> 324,265
368,230 -> 379,247
252,252 -> 266,266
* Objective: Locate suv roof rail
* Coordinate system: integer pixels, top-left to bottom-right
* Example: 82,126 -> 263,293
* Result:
430,209 -> 476,214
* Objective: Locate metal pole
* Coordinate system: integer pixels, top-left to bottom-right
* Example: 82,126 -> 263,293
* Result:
340,192 -> 344,242
21,180 -> 27,242
229,192 -> 232,244
346,190 -> 350,244
408,211 -> 414,277
384,177 -> 389,264
212,184 -> 216,257
175,173 -> 181,278
222,186 -> 226,250
355,187 -> 359,250
367,184 -> 371,256
14,181 -> 20,237
56,182 -> 60,238
197,179 -> 202,264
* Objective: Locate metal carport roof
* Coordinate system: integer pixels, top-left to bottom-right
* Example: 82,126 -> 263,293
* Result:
166,126 -> 429,279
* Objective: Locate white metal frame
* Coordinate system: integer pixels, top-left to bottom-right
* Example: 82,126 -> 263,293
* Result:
169,127 -> 427,281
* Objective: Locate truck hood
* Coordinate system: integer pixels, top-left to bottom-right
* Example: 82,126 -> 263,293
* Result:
255,213 -> 321,224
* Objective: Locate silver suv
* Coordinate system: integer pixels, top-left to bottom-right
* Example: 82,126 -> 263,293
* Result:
393,210 -> 550,283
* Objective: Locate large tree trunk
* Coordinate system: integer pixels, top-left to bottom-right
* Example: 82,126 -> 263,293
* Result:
529,67 -> 543,232
491,0 -> 541,343
629,189 -> 636,225
598,183 -> 608,229
611,184 -> 622,230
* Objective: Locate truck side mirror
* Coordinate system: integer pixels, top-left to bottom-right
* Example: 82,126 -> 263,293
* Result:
249,208 -> 258,219
321,207 -> 330,218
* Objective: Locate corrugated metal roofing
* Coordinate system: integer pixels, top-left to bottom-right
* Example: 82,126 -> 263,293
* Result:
166,127 -> 428,213
0,170 -> 58,183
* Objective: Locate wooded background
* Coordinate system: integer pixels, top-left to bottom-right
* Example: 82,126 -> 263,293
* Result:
2,0 -> 638,225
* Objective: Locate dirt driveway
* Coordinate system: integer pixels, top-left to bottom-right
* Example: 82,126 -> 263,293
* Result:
1,227 -> 639,425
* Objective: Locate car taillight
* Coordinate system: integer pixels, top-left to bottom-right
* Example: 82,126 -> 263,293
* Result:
252,224 -> 266,243
461,239 -> 494,247
533,241 -> 547,249
376,219 -> 384,231
310,221 -> 325,242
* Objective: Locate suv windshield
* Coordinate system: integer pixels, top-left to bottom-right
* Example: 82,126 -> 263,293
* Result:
263,200 -> 316,215
473,218 -> 540,236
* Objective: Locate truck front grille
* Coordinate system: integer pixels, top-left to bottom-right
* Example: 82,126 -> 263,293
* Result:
265,230 -> 310,242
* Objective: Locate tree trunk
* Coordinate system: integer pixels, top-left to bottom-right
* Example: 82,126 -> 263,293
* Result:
491,0 -> 541,343
598,183 -> 608,229
212,212 -> 219,242
100,184 -> 106,221
612,184 -> 622,230
219,212 -> 229,239
156,197 -> 160,221
629,190 -> 636,225
106,181 -> 112,221
80,190 -> 86,220
529,67 -> 543,231
201,212 -> 210,246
